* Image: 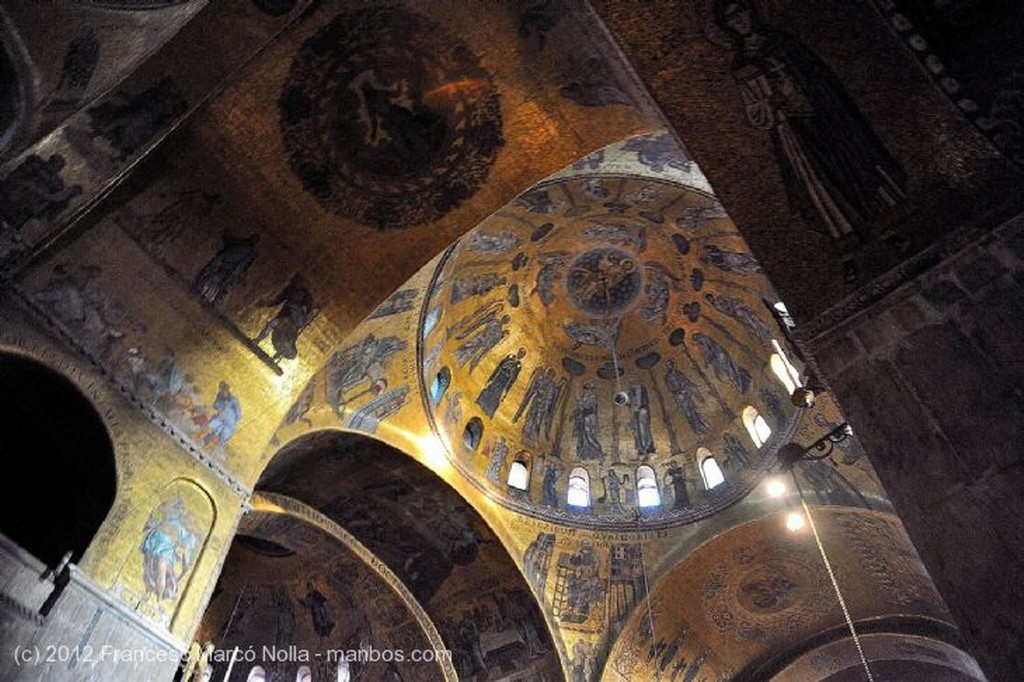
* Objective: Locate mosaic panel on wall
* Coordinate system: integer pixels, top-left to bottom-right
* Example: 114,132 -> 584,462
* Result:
113,478 -> 216,631
590,0 -> 1024,325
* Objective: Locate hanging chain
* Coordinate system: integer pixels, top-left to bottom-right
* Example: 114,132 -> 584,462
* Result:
635,511 -> 657,649
604,281 -> 624,398
801,496 -> 875,682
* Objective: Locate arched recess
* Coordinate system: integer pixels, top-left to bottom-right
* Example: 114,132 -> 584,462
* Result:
600,509 -> 962,681
0,352 -> 116,566
206,430 -> 562,681
204,492 -> 454,682
114,477 -> 216,632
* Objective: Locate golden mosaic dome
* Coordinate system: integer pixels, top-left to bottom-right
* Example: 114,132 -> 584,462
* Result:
418,146 -> 801,529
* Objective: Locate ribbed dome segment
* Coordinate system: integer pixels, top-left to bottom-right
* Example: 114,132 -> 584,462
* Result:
420,156 -> 799,528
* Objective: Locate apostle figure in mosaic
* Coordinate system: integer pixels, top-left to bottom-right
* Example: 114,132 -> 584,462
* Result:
714,0 -> 906,280
664,359 -> 710,435
515,367 -> 565,445
454,313 -> 510,372
629,379 -> 656,455
254,274 -> 319,361
192,233 -> 259,309
200,381 -> 241,451
476,347 -> 526,417
572,382 -> 604,461
139,496 -> 199,602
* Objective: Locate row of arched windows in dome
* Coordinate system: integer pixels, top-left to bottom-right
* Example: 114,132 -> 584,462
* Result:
451,306 -> 805,508
467,397 -> 781,469
560,466 -> 668,509
507,457 -> 732,510
504,401 -> 777,509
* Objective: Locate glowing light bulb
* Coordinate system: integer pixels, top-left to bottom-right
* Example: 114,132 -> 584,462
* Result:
766,478 -> 787,498
786,511 -> 806,532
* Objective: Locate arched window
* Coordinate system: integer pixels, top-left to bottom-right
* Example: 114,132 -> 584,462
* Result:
246,666 -> 267,682
742,405 -> 772,447
771,300 -> 796,329
508,453 -> 532,491
567,468 -> 590,508
296,665 -> 312,682
423,306 -> 442,338
463,417 -> 483,450
699,448 -> 726,489
0,354 -> 116,566
770,339 -> 802,393
430,366 -> 451,405
636,465 -> 661,507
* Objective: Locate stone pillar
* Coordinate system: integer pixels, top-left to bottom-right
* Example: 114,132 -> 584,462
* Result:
805,215 -> 1024,680
587,0 -> 1024,676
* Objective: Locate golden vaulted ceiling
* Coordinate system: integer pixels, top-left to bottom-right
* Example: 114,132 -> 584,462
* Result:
421,158 -> 802,527
0,1 -> 1003,680
263,135 -> 923,680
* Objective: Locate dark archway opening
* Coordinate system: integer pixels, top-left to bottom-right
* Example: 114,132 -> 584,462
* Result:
0,354 -> 116,566
197,431 -> 562,681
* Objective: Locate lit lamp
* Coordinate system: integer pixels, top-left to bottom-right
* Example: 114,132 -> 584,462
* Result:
790,386 -> 818,408
772,421 -> 877,681
789,370 -> 829,408
786,364 -> 827,405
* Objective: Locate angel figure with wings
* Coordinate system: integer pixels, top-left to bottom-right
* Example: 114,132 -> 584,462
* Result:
326,334 -> 408,413
514,367 -> 566,445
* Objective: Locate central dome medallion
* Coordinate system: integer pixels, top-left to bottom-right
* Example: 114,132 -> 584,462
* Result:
566,247 -> 643,315
418,165 -> 799,529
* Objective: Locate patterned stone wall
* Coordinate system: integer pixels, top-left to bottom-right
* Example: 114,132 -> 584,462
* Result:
805,213 -> 1024,680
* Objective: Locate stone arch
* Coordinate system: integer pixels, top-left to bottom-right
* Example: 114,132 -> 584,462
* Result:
772,633 -> 985,680
223,493 -> 456,682
600,509 -> 960,681
212,429 -> 563,681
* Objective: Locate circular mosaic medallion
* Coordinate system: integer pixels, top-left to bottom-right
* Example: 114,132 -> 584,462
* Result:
279,7 -> 504,229
565,247 -> 642,315
702,542 -> 833,641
